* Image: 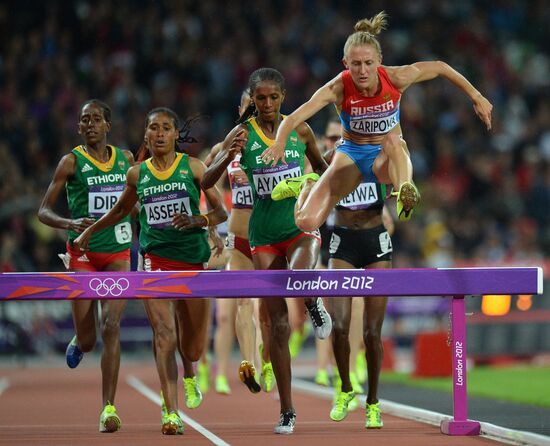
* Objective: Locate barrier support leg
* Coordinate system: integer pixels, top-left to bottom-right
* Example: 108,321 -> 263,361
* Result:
440,295 -> 481,436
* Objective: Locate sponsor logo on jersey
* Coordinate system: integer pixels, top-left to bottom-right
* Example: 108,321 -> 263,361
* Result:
140,174 -> 150,184
81,163 -> 93,173
250,141 -> 262,151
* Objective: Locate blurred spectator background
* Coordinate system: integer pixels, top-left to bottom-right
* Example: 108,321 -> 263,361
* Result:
1,0 -> 549,358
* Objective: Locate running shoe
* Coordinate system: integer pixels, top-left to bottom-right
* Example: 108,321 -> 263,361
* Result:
162,412 -> 184,435
288,323 -> 311,358
65,335 -> 83,369
356,351 -> 367,384
99,403 -> 121,433
392,181 -> 420,222
365,402 -> 383,429
215,374 -> 231,395
198,359 -> 210,393
183,376 -> 203,409
259,344 -> 275,393
350,371 -> 364,394
305,298 -> 332,339
314,368 -> 330,387
238,360 -> 261,394
274,411 -> 296,434
271,173 -> 320,201
330,390 -> 355,422
160,392 -> 167,418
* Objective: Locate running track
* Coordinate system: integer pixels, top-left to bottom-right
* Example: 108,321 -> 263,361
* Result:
0,360 -> 505,446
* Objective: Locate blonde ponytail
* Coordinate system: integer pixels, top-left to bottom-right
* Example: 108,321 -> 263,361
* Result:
344,11 -> 388,59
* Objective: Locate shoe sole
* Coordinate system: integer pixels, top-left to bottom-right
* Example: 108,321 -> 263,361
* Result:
399,183 -> 420,211
162,422 -> 184,435
100,416 -> 121,433
239,361 -> 261,394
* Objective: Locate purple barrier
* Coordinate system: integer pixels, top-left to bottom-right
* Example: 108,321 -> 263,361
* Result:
0,267 -> 542,300
0,267 -> 543,437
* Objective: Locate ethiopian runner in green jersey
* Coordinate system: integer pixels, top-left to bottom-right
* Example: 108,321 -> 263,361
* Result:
202,68 -> 331,435
74,107 -> 227,435
38,99 -> 134,432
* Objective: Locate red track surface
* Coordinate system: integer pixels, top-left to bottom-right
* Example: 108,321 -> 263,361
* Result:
0,360 -> 504,446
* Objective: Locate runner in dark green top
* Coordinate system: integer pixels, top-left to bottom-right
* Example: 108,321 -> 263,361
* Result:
74,107 -> 227,435
38,99 -> 134,432
202,68 -> 331,435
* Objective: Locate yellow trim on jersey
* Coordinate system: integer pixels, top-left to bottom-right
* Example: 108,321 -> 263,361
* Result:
75,145 -> 116,172
146,152 -> 183,181
249,115 -> 287,146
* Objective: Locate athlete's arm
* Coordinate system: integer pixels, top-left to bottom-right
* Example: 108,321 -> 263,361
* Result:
202,125 -> 248,189
174,158 -> 228,230
386,62 -> 493,130
297,122 -> 329,175
73,165 -> 140,251
262,75 -> 344,165
37,153 -> 96,233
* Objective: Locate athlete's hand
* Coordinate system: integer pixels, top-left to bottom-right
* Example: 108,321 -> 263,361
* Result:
208,227 -> 224,257
73,228 -> 93,252
227,129 -> 248,160
69,217 -> 95,233
172,214 -> 205,230
261,141 -> 286,166
473,94 -> 493,131
232,170 -> 249,185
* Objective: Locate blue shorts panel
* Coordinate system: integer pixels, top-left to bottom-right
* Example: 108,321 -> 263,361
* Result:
336,141 -> 381,183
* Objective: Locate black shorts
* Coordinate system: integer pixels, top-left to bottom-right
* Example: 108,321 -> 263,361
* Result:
329,225 -> 392,268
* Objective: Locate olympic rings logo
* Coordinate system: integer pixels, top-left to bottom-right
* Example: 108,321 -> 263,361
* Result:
88,278 -> 130,297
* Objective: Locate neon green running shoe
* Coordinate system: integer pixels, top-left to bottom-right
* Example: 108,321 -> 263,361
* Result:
356,351 -> 367,384
162,411 -> 184,435
259,344 -> 275,392
314,368 -> 330,387
183,376 -> 203,409
215,374 -> 231,395
365,402 -> 383,429
160,391 -> 168,418
350,371 -> 364,394
289,323 -> 311,359
330,390 -> 355,421
99,403 -> 121,433
198,359 -> 210,393
271,173 -> 320,201
391,181 -> 420,222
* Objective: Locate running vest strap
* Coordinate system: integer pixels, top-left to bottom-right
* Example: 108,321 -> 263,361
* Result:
338,67 -> 401,144
239,117 -> 305,246
336,182 -> 386,211
66,145 -> 132,252
136,152 -> 210,263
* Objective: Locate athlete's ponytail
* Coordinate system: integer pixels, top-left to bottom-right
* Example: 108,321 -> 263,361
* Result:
344,11 -> 388,59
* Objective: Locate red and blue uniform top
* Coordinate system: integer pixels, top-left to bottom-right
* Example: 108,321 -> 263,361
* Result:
337,67 -> 402,145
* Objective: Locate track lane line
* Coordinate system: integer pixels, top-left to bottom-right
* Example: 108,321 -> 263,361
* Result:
126,374 -> 231,446
0,378 -> 10,396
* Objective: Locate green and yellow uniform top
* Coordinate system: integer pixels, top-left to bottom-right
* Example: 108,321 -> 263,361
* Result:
66,145 -> 132,252
135,152 -> 210,263
239,117 -> 306,247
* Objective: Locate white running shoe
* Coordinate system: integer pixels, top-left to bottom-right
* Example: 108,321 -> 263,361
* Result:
305,298 -> 332,339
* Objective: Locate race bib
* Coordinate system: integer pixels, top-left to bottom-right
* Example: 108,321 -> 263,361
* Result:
252,162 -> 301,199
88,184 -> 124,218
231,185 -> 254,208
338,182 -> 379,210
143,190 -> 191,228
350,109 -> 399,135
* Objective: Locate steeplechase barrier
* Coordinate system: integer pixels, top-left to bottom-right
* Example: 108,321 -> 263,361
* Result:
0,267 -> 543,436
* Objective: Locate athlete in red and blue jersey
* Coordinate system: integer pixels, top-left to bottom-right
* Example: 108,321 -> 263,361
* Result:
264,11 -> 492,227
